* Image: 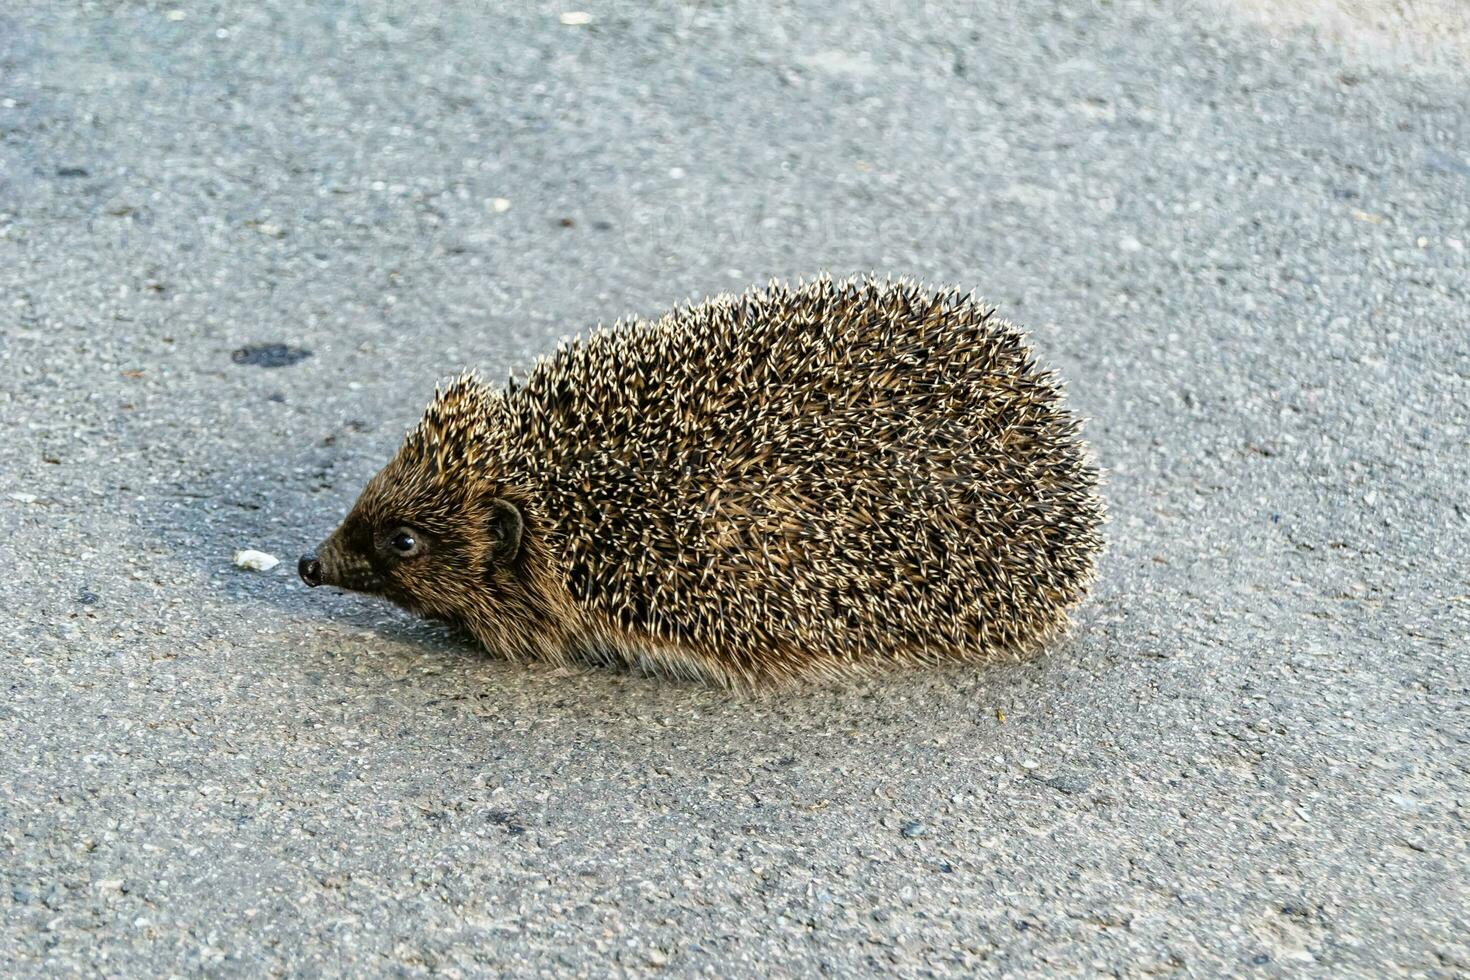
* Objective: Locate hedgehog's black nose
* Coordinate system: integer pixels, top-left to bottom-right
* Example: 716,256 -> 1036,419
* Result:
298,555 -> 323,587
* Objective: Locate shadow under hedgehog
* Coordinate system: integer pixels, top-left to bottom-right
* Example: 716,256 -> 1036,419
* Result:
299,275 -> 1104,688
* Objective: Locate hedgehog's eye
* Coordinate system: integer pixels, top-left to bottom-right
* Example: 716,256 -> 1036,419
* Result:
384,526 -> 426,559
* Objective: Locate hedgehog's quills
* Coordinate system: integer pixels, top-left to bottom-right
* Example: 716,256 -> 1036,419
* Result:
300,275 -> 1105,688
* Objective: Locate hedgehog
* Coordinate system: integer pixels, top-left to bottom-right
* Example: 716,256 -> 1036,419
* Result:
298,275 -> 1104,687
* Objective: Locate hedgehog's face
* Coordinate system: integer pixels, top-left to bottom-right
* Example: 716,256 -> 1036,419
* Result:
298,461 -> 526,623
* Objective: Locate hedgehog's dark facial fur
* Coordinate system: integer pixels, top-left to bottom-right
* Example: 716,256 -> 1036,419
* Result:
312,480 -> 518,617
303,374 -> 537,629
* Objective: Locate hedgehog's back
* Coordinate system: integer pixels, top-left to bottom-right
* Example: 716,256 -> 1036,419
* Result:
502,276 -> 1103,685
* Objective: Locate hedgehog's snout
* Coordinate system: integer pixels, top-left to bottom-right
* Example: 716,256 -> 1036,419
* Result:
300,535 -> 384,595
299,531 -> 340,588
298,554 -> 323,587
300,535 -> 343,589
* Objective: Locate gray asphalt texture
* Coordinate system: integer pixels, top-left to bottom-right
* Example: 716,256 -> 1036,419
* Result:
2,1 -> 1467,975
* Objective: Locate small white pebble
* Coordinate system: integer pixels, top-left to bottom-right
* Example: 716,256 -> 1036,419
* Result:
8,492 -> 38,504
490,197 -> 512,213
165,9 -> 186,21
559,11 -> 593,26
233,549 -> 280,572
1119,235 -> 1143,252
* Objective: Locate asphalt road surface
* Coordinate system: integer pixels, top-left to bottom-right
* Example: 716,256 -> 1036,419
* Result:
2,1 -> 1466,975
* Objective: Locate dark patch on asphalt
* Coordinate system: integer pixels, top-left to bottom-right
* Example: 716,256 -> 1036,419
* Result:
487,810 -> 526,835
232,344 -> 313,368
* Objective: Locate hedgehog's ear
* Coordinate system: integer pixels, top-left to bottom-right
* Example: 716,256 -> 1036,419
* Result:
484,498 -> 523,566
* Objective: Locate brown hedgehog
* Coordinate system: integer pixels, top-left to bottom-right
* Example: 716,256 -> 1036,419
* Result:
299,276 -> 1103,687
